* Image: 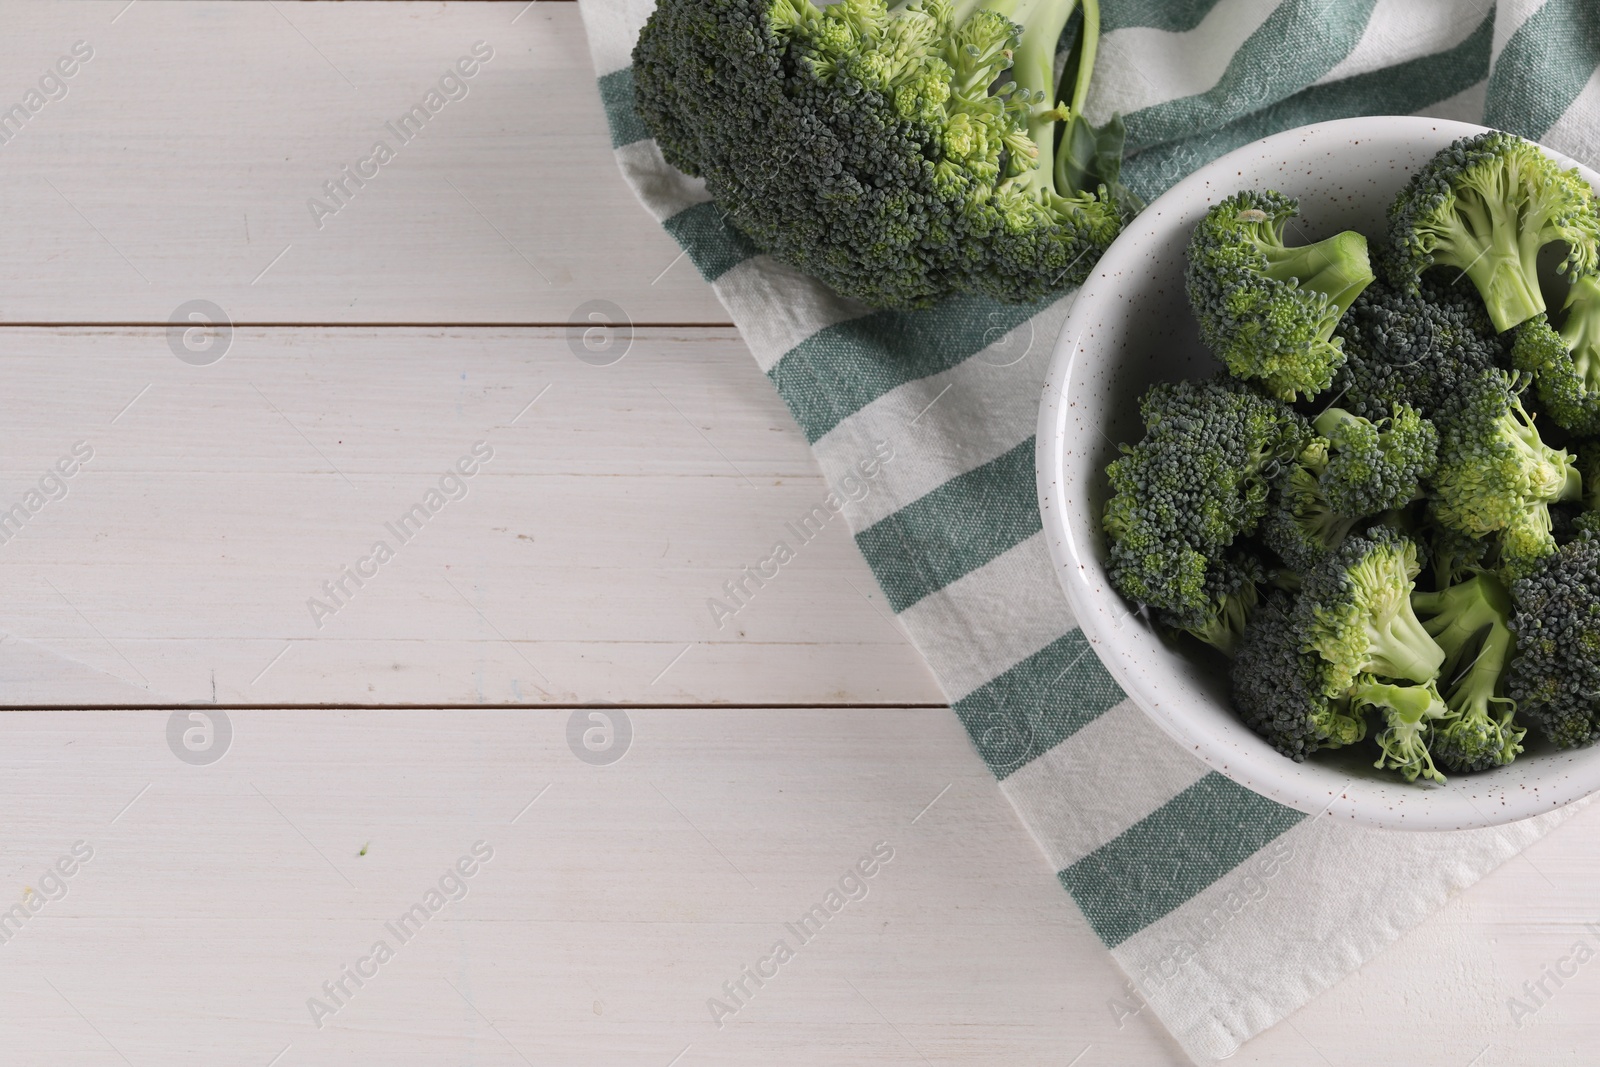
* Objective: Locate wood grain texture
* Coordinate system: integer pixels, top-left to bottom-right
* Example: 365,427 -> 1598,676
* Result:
0,1 -> 728,325
0,326 -> 941,706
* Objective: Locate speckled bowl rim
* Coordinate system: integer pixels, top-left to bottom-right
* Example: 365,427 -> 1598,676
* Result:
1037,116 -> 1600,831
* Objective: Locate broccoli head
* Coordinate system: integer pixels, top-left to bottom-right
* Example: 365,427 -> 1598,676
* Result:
1103,377 -> 1303,620
1382,131 -> 1600,333
1356,680 -> 1452,784
1313,404 -> 1438,516
1231,530 -> 1451,781
1295,528 -> 1445,693
1508,532 -> 1600,748
1429,368 -> 1581,574
1163,551 -> 1265,657
1186,190 -> 1375,400
1261,437 -> 1355,572
1412,573 -> 1525,772
1512,274 -> 1600,434
632,0 -> 1126,309
1231,590 -> 1367,761
1329,274 -> 1510,422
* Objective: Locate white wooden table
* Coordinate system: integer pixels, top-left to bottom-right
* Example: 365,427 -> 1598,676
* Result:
0,4 -> 1596,1064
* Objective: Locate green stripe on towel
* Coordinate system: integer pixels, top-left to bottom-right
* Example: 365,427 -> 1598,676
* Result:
662,201 -> 760,283
954,629 -> 1126,778
856,438 -> 1041,613
1101,0 -> 1229,35
1122,10 -> 1495,203
770,296 -> 1053,445
1059,774 -> 1304,948
1122,0 -> 1378,153
1484,0 -> 1600,141
598,67 -> 651,150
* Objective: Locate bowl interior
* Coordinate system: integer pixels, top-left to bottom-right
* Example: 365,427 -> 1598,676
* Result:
1038,117 -> 1600,830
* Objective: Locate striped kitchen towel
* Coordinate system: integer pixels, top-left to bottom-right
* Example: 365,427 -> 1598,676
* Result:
579,0 -> 1600,1061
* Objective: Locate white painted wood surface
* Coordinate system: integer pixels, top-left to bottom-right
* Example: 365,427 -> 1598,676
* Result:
0,1 -> 729,325
0,326 -> 941,706
0,3 -> 1591,1065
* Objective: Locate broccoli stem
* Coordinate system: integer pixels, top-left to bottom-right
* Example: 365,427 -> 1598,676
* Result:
1355,679 -> 1449,783
1504,400 -> 1583,502
1561,275 -> 1600,392
976,0 -> 1101,201
1258,229 -> 1375,316
1365,597 -> 1447,685
1433,206 -> 1544,332
1066,0 -> 1098,119
1413,572 -> 1512,670
980,0 -> 1078,200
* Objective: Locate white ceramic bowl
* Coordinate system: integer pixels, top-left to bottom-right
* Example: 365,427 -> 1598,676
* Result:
1037,116 -> 1600,830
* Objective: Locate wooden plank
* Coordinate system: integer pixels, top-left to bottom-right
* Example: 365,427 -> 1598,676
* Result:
0,327 -> 941,706
0,2 -> 728,325
0,705 -> 1189,1066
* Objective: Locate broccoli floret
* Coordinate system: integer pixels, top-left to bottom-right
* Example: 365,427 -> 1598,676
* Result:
1231,590 -> 1367,760
1313,404 -> 1438,516
1330,275 -> 1510,422
632,0 -> 1127,309
1102,377 -> 1303,621
1382,131 -> 1600,333
1357,680 -> 1452,784
1508,532 -> 1600,748
1427,524 -> 1494,590
1186,190 -> 1375,400
1429,368 -> 1581,574
1295,528 -> 1446,692
1230,529 -> 1450,779
1259,408 -> 1436,572
1412,573 -> 1525,772
1261,437 -> 1356,572
1163,551 -> 1265,657
1512,275 -> 1600,434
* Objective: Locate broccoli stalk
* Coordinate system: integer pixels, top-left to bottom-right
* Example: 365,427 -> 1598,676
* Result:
1355,679 -> 1451,784
1313,539 -> 1445,686
1412,574 -> 1525,772
1383,131 -> 1600,333
1512,274 -> 1600,434
1187,190 -> 1375,400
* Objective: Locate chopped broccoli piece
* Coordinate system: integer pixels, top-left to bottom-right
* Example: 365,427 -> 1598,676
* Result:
1261,437 -> 1356,572
1163,551 -> 1265,657
1296,528 -> 1445,691
1382,131 -> 1600,333
632,0 -> 1127,309
1330,274 -> 1510,422
1358,679 -> 1452,783
1102,376 -> 1303,621
1508,532 -> 1600,748
1231,590 -> 1368,760
1231,528 -> 1449,776
1186,190 -> 1375,400
1512,274 -> 1600,434
1429,368 -> 1581,575
1412,573 -> 1525,772
1313,404 -> 1438,516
